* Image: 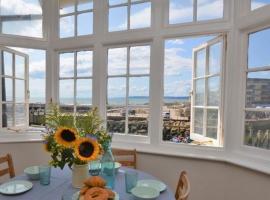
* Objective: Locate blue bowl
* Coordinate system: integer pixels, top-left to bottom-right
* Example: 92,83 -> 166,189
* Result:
24,166 -> 40,180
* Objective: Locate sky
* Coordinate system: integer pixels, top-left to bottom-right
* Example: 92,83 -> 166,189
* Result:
1,0 -> 270,105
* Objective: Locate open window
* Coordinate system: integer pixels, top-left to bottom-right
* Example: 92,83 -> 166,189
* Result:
1,46 -> 29,129
191,35 -> 225,146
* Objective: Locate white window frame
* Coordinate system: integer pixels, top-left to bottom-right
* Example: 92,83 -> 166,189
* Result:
58,0 -> 94,38
57,48 -> 94,114
106,0 -> 152,32
106,43 -> 151,143
0,46 -> 29,129
190,35 -> 225,146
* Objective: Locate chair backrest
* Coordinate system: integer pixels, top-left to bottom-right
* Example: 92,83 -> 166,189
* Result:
0,154 -> 15,178
112,148 -> 137,169
175,171 -> 190,200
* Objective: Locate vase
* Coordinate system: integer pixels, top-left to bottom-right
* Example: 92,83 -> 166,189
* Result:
72,163 -> 89,188
100,145 -> 115,189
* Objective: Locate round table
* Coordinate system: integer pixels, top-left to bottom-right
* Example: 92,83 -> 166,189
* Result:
0,167 -> 175,200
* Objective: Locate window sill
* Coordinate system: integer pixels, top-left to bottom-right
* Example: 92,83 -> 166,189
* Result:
0,131 -> 44,143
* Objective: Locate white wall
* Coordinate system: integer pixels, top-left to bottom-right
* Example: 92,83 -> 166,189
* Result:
1,142 -> 270,200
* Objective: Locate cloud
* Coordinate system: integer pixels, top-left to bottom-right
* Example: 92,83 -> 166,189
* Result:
164,80 -> 191,97
130,5 -> 151,29
251,1 -> 269,10
0,0 -> 42,15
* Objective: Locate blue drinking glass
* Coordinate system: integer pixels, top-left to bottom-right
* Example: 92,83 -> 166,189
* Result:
125,171 -> 138,193
39,165 -> 51,185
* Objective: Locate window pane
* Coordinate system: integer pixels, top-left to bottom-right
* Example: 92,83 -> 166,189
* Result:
207,76 -> 220,106
77,12 -> 93,36
245,111 -> 270,149
251,0 -> 270,10
59,0 -> 75,14
194,108 -> 204,135
130,2 -> 151,29
195,79 -> 205,106
196,49 -> 206,77
15,79 -> 25,103
107,106 -> 126,134
248,28 -> 270,68
15,55 -> 25,79
3,52 -> 13,76
128,107 -> 149,135
107,78 -> 126,106
60,52 -> 74,77
130,46 -> 150,75
108,48 -> 127,76
109,6 -> 127,32
0,0 -> 43,37
78,0 -> 93,11
206,109 -> 218,139
209,42 -> 222,75
2,104 -> 13,127
246,71 -> 270,108
129,77 -> 149,105
197,0 -> 223,21
15,104 -> 26,126
2,78 -> 13,102
60,15 -> 75,38
169,0 -> 193,24
77,51 -> 93,77
59,79 -> 74,105
109,0 -> 127,6
76,79 -> 92,105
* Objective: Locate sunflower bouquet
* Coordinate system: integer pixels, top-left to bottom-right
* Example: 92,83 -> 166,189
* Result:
43,105 -> 111,169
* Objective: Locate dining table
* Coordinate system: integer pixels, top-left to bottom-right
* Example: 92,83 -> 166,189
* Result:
0,166 -> 175,200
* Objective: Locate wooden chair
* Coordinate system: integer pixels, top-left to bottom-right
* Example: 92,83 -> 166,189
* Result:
175,171 -> 190,200
112,148 -> 137,169
0,154 -> 15,178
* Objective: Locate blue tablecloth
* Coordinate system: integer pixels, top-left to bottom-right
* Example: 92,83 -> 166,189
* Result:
0,167 -> 175,200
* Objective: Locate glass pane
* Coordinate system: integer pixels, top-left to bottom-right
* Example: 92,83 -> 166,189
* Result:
78,0 -> 93,11
109,0 -> 127,6
60,15 -> 75,38
207,76 -> 220,106
59,79 -> 74,105
77,12 -> 93,36
194,108 -> 204,135
129,77 -> 149,105
2,104 -> 13,127
59,0 -> 75,14
0,0 -> 43,38
77,51 -> 93,77
109,6 -> 128,32
128,107 -> 149,135
16,79 -> 25,103
245,111 -> 270,149
107,78 -> 126,106
248,28 -> 270,68
196,49 -> 206,77
251,0 -> 270,10
3,52 -> 13,76
15,104 -> 26,126
209,42 -> 222,75
197,0 -> 223,21
107,106 -> 126,134
2,78 -> 13,102
206,109 -> 218,139
15,55 -> 25,79
130,46 -> 150,75
76,79 -> 92,105
195,79 -> 205,106
169,0 -> 193,24
130,2 -> 151,29
246,71 -> 270,108
60,52 -> 74,78
108,48 -> 127,75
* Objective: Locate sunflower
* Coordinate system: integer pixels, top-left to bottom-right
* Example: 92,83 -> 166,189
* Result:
44,143 -> 50,152
75,138 -> 100,162
54,127 -> 78,148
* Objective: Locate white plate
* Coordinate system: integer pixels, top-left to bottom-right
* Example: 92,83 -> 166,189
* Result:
72,191 -> 119,200
131,186 -> 159,200
0,180 -> 33,195
137,179 -> 167,193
